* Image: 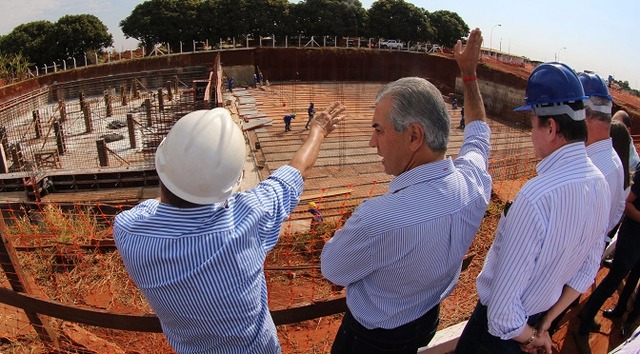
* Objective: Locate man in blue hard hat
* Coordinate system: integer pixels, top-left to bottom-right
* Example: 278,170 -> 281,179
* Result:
573,71 -> 627,339
455,62 -> 610,354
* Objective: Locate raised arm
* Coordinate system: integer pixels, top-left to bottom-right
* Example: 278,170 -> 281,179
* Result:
289,101 -> 346,179
454,28 -> 487,125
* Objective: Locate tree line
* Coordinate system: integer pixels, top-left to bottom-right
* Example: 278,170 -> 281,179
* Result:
0,0 -> 468,70
119,0 -> 468,54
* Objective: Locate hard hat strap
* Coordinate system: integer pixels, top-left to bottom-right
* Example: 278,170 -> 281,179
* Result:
532,102 -> 586,121
585,99 -> 612,114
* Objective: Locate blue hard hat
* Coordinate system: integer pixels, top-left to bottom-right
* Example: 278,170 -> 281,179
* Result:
578,72 -> 612,100
514,62 -> 587,120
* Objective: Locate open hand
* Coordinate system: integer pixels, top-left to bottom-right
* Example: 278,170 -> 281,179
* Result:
311,101 -> 347,137
454,28 -> 483,77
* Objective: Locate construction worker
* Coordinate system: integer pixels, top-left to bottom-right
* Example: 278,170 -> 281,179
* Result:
113,103 -> 346,353
455,63 -> 610,354
307,201 -> 324,230
322,28 -> 492,353
284,113 -> 296,132
306,103 -> 316,130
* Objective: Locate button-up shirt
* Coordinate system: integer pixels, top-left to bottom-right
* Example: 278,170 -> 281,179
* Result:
476,142 -> 610,339
587,138 -> 625,234
321,121 -> 492,329
114,166 -> 303,354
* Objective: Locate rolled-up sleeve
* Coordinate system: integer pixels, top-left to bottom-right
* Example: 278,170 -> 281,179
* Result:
252,165 -> 303,251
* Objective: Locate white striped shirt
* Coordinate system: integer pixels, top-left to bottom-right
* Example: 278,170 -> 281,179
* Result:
113,166 -> 303,354
321,121 -> 492,329
476,142 -> 610,340
586,138 -> 625,234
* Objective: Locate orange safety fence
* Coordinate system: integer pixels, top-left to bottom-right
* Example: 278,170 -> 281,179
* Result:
0,159 -> 532,353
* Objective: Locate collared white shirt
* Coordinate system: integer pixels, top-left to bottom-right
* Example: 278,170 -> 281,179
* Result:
322,121 -> 492,329
477,142 -> 610,340
587,138 -> 625,233
114,166 -> 302,354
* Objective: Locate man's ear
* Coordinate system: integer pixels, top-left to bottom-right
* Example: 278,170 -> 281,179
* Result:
408,123 -> 424,150
547,118 -> 558,140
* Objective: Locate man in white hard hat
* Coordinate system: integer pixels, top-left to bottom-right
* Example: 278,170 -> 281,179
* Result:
321,28 -> 492,353
113,102 -> 346,354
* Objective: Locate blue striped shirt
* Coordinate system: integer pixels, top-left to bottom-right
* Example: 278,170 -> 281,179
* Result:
113,166 -> 303,354
476,142 -> 610,340
586,138 -> 625,233
321,121 -> 492,329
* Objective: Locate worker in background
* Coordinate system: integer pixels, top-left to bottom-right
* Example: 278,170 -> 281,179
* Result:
459,107 -> 466,130
284,113 -> 296,132
307,201 -> 324,230
114,103 -> 346,353
228,77 -> 235,92
306,103 -> 316,130
322,28 -> 492,353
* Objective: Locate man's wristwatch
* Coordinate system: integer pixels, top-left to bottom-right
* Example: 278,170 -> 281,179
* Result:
522,328 -> 537,346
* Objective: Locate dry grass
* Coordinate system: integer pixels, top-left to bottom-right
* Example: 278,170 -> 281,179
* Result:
0,195 -> 505,354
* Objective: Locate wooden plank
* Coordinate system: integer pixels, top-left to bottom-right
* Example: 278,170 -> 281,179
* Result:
242,113 -> 268,120
0,287 -> 162,332
42,188 -> 143,204
418,320 -> 468,354
0,285 -> 345,329
242,118 -> 272,131
300,187 -> 353,201
271,297 -> 347,325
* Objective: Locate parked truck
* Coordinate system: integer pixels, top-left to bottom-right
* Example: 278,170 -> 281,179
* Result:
379,40 -> 404,49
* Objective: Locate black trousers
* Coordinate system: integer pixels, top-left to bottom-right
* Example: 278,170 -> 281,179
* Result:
610,256 -> 640,322
580,256 -> 635,326
331,305 -> 440,354
455,302 -> 543,354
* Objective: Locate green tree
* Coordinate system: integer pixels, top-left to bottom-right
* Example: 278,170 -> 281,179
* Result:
199,0 -> 244,40
0,21 -> 56,66
54,14 -> 113,61
121,0 -> 201,53
295,0 -> 368,37
366,0 -> 433,43
428,10 -> 469,47
242,0 -> 292,37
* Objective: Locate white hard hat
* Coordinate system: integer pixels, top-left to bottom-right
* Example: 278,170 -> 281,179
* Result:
155,108 -> 245,204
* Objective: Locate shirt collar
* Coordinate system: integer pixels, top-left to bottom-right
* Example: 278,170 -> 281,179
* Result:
389,158 -> 455,194
537,141 -> 587,175
585,138 -> 613,155
155,201 -> 222,217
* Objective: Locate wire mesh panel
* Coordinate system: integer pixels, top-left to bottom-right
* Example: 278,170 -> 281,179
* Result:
0,82 -> 543,353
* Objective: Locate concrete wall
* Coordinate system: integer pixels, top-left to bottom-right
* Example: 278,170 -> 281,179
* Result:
3,47 -> 602,130
456,78 -> 530,128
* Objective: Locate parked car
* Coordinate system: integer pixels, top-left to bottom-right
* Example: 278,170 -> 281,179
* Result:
380,40 -> 404,49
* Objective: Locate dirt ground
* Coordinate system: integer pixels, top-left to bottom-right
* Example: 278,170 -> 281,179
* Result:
2,54 -> 640,354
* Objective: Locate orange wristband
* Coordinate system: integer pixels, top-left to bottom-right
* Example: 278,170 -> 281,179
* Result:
463,77 -> 477,82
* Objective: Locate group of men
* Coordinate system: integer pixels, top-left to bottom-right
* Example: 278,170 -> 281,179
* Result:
113,27 -> 632,354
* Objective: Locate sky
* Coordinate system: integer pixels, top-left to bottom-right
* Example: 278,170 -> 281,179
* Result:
1,0 -> 638,89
